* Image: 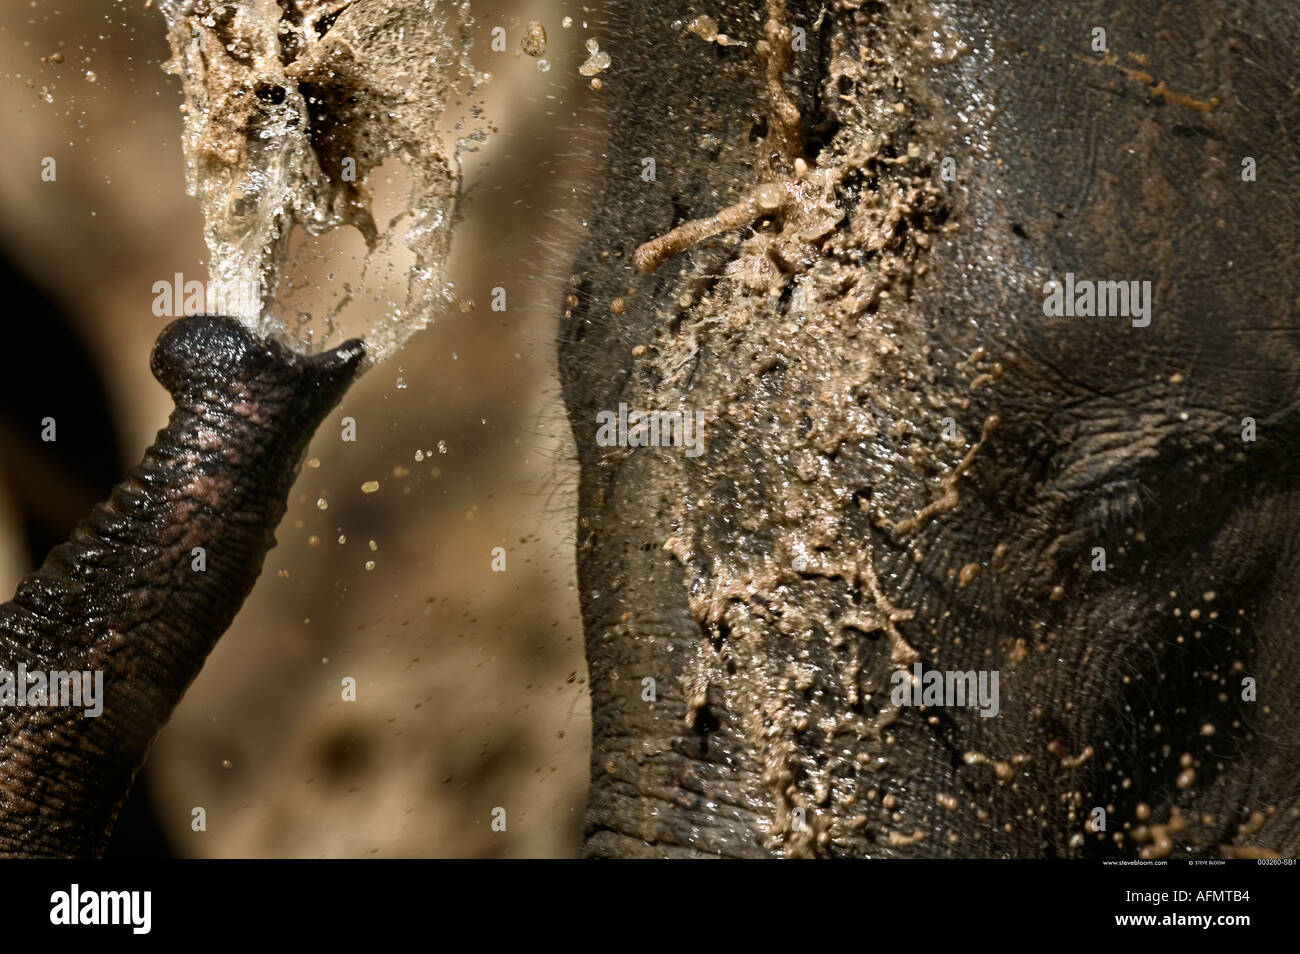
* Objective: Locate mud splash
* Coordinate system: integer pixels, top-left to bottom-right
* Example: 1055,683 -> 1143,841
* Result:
631,0 -> 996,855
158,0 -> 484,365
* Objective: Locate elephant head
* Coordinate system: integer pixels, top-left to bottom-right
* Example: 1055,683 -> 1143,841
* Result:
560,0 -> 1300,857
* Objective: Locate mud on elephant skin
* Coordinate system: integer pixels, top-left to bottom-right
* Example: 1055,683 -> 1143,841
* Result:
560,0 -> 1300,857
0,316 -> 362,857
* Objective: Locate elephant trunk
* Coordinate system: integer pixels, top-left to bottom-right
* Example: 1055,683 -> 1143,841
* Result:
0,315 -> 362,857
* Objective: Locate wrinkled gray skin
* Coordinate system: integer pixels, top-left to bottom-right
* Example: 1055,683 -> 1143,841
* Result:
560,0 -> 1300,857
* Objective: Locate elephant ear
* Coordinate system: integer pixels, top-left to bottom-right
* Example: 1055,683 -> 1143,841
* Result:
0,315 -> 362,858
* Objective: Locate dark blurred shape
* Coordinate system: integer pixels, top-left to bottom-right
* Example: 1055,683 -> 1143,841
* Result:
0,244 -> 172,858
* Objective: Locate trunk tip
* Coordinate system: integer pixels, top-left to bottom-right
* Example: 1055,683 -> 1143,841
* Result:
151,315 -> 364,401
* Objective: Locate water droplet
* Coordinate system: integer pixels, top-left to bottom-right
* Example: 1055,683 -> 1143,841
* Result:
361,480 -> 380,493
437,440 -> 448,454
316,497 -> 329,510
580,39 -> 611,76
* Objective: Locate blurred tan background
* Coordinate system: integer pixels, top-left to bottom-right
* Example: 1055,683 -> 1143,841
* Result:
0,0 -> 599,857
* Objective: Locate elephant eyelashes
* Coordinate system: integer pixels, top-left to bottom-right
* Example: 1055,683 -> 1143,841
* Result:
1080,479 -> 1153,536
